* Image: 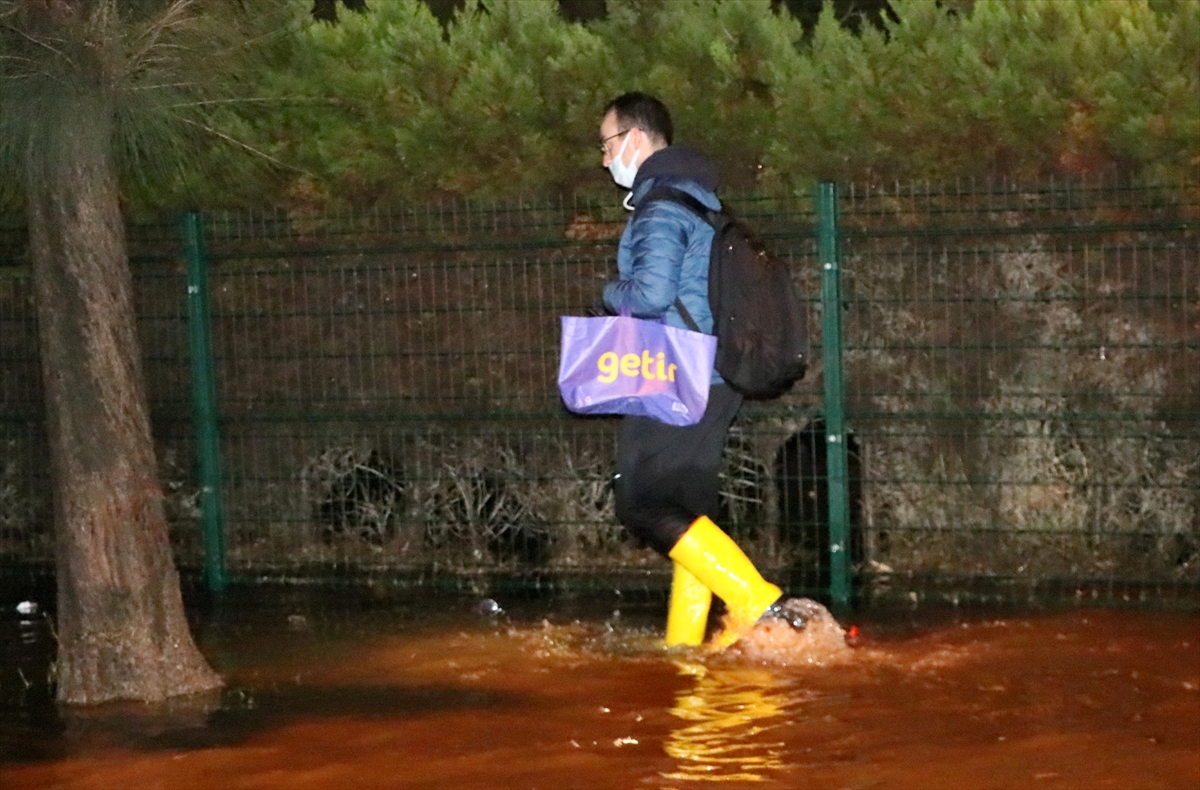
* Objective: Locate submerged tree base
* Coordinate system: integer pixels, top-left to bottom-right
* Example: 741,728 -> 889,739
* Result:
56,579 -> 223,706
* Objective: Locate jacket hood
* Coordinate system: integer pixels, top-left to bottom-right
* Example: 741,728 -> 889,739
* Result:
632,145 -> 720,194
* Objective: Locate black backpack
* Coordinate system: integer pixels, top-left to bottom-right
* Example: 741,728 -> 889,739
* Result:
638,186 -> 808,399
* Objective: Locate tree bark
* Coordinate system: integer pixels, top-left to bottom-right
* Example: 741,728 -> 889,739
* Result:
26,90 -> 222,705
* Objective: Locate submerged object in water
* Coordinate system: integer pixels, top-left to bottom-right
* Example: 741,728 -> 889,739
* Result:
475,598 -> 504,617
759,597 -> 826,631
723,597 -> 854,666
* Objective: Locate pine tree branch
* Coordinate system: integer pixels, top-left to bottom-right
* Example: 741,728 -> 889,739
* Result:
127,0 -> 196,73
0,53 -> 39,69
165,96 -> 336,107
1,24 -> 75,67
177,115 -> 312,175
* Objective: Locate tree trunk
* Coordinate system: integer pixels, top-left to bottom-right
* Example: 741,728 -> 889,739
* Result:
26,90 -> 222,705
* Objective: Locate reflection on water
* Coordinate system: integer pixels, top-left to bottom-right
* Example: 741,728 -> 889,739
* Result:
662,601 -> 851,783
662,661 -> 799,783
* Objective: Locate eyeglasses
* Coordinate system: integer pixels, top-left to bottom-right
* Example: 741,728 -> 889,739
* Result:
599,128 -> 631,154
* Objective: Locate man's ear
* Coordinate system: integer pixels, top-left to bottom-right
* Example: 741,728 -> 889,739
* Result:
628,127 -> 649,163
634,128 -> 664,159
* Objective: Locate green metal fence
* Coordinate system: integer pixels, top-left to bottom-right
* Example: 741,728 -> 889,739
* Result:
836,182 -> 1198,604
1,181 -> 1197,604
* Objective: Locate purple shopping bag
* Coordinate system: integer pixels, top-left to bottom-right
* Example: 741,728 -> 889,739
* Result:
558,314 -> 716,426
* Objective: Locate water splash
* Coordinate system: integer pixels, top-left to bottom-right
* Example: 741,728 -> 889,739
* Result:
721,598 -> 855,668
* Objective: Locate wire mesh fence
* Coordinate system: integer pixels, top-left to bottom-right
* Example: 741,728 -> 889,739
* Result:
1,181 -> 1196,603
835,181 -> 1199,603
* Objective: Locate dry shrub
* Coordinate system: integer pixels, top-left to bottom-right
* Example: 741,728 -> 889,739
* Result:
517,445 -> 630,567
300,441 -> 406,547
409,433 -> 646,568
718,421 -> 774,547
411,438 -> 535,563
241,432 -> 633,570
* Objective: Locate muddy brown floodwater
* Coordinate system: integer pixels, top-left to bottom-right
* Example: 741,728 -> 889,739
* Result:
1,588 -> 1197,790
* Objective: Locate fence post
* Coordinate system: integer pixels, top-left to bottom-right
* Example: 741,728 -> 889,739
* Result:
816,182 -> 851,608
180,211 -> 227,594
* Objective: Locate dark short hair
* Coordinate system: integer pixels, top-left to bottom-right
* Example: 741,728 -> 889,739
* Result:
603,92 -> 673,146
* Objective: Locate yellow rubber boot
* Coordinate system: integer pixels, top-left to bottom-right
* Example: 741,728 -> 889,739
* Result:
668,516 -> 781,651
665,561 -> 712,647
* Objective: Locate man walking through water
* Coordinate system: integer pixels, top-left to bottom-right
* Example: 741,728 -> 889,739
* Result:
598,92 -> 807,650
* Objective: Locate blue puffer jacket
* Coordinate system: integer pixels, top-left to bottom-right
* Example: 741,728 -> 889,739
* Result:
602,146 -> 724,384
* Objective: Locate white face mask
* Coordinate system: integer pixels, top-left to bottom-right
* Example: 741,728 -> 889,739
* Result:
607,133 -> 639,189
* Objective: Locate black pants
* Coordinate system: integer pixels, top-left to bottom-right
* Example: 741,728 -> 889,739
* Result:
614,384 -> 743,556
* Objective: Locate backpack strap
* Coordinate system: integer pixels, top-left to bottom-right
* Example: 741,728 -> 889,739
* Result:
673,297 -> 701,333
636,186 -> 723,334
638,186 -> 722,229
